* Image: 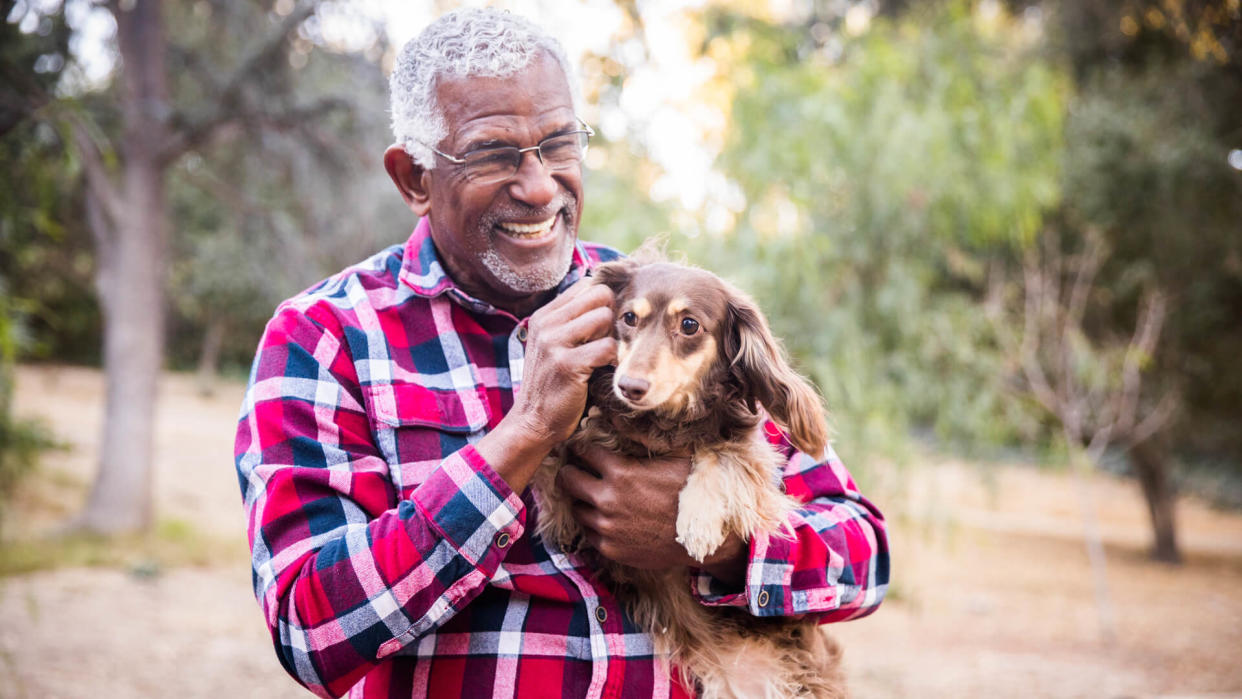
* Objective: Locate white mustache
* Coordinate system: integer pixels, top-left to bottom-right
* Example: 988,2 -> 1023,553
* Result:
480,192 -> 578,232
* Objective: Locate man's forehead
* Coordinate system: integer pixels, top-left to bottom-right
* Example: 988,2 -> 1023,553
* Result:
435,52 -> 575,145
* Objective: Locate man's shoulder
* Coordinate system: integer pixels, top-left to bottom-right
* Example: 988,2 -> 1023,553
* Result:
582,240 -> 626,265
272,243 -> 410,325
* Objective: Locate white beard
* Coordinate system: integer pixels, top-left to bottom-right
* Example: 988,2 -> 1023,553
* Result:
474,191 -> 579,295
480,241 -> 575,294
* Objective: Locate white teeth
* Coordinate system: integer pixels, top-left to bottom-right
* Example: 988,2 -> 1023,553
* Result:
498,217 -> 556,236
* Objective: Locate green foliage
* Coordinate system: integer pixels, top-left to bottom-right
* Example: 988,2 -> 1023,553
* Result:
0,280 -> 60,526
685,2 -> 1067,465
580,142 -> 681,253
157,3 -> 408,374
0,8 -> 101,363
4,1 -> 409,375
1062,59 -> 1242,461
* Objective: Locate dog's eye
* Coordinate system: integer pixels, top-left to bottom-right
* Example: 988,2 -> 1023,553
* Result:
680,317 -> 700,335
621,311 -> 638,327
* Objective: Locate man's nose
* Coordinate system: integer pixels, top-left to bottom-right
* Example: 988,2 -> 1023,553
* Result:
506,149 -> 558,208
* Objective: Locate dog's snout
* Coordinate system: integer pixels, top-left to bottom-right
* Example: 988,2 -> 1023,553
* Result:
617,375 -> 650,401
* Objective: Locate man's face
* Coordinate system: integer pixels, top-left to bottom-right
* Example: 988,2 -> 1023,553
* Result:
421,52 -> 584,314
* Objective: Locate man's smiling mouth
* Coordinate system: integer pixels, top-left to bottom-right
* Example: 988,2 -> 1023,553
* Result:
496,215 -> 558,240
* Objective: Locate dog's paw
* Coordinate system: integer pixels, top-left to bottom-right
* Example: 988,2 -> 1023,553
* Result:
675,501 -> 728,563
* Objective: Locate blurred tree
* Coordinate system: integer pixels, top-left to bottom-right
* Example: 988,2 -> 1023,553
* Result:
162,8 -> 402,390
0,2 -> 86,521
3,0 -> 376,534
689,0 -> 1240,559
987,228 -> 1175,633
1049,0 -> 1242,556
1,0 -> 99,363
687,2 -> 1064,468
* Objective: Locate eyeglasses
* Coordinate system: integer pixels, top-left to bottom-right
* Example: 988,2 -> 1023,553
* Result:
423,118 -> 595,185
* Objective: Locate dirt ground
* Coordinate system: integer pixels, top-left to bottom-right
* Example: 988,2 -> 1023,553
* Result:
3,364 -> 1241,698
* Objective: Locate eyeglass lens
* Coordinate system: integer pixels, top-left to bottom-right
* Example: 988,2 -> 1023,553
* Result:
463,132 -> 589,183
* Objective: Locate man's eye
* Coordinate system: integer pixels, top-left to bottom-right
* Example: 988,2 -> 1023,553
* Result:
466,148 -> 518,167
540,135 -> 579,163
621,311 -> 638,327
680,318 -> 699,335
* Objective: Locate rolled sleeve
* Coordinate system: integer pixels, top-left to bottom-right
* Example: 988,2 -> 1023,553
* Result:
410,444 -> 526,572
691,433 -> 889,622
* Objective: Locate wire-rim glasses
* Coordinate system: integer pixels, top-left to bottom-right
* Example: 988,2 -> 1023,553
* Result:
423,118 -> 595,185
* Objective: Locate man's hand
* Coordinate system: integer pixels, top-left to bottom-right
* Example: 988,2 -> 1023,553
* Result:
512,279 -> 617,444
476,279 -> 616,493
558,442 -> 749,585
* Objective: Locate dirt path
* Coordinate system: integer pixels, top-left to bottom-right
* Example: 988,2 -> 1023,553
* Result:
4,365 -> 1242,698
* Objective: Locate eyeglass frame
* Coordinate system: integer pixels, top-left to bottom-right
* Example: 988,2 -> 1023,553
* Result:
420,117 -> 595,183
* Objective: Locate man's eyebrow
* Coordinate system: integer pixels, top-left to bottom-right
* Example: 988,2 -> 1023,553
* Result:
461,121 -> 580,153
545,120 -> 581,138
462,137 -> 512,152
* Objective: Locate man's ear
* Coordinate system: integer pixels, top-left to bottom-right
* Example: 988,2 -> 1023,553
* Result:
384,144 -> 432,216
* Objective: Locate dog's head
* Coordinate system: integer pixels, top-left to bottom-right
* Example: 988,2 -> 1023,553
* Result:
592,257 -> 829,457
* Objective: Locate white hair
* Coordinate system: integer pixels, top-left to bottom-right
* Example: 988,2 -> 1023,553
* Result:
389,7 -> 581,169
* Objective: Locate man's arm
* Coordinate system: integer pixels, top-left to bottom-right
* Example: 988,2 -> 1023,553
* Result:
691,427 -> 889,621
236,282 -> 614,698
560,424 -> 889,621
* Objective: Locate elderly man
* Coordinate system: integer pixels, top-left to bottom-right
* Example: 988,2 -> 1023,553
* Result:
235,8 -> 888,698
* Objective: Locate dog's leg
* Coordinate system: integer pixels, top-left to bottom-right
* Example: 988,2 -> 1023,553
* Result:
675,450 -> 734,562
675,438 -> 796,562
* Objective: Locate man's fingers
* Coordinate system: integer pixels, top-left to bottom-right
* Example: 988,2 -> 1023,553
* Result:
574,336 -> 617,371
558,304 -> 615,346
557,463 -> 601,504
571,501 -> 608,534
537,282 -> 613,329
569,441 -> 619,477
571,440 -> 610,462
536,277 -> 594,314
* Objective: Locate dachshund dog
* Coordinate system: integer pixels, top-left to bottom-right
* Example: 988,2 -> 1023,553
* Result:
532,256 -> 847,698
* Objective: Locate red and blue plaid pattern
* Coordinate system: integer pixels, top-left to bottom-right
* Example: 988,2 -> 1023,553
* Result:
235,218 -> 889,698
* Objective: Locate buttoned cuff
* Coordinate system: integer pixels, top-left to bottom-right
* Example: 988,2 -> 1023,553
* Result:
691,528 -> 840,617
410,444 -> 526,572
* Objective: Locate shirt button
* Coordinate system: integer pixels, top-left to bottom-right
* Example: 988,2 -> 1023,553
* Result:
757,590 -> 770,607
595,606 -> 608,623
516,326 -> 528,342
495,532 -> 511,549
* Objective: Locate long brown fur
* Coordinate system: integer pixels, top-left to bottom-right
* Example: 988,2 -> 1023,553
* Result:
532,257 -> 847,698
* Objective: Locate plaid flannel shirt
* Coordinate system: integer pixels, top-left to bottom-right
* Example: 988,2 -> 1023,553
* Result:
235,218 -> 890,698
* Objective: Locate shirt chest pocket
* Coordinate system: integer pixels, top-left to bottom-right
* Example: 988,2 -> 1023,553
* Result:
363,379 -> 493,498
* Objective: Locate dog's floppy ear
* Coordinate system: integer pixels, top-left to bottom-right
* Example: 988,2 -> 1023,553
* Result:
591,257 -> 638,296
724,291 -> 829,458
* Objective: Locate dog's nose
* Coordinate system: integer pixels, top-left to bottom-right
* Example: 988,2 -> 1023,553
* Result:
617,375 -> 650,401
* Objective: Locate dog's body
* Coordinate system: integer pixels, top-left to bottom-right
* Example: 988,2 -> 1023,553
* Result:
532,258 -> 847,698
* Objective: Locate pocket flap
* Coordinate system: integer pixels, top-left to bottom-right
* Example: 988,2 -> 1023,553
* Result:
364,381 -> 491,434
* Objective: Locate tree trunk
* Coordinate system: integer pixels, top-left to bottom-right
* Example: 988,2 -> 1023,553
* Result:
196,316 -> 226,397
1131,436 -> 1181,564
77,0 -> 169,534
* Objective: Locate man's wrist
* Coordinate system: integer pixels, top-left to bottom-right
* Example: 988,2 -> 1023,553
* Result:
698,535 -> 748,587
475,414 -> 557,494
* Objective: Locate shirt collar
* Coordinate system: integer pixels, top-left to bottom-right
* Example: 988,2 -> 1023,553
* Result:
399,216 -> 596,314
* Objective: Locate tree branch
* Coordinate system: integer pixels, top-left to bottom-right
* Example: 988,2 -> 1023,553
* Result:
158,0 -> 319,164
67,112 -> 123,233
1115,290 -> 1166,434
